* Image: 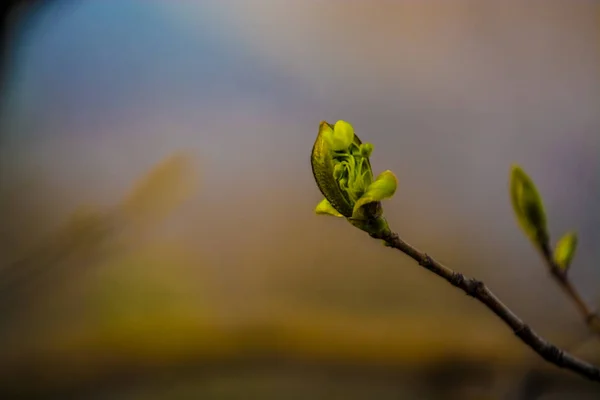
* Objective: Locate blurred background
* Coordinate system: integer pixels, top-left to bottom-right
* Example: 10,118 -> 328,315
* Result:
1,0 -> 599,398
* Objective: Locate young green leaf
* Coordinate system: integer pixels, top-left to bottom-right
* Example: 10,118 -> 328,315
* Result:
352,170 -> 398,221
315,198 -> 344,217
553,231 -> 578,271
509,165 -> 549,249
347,170 -> 397,236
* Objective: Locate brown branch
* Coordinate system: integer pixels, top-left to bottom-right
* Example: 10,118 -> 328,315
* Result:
369,229 -> 600,383
539,242 -> 600,334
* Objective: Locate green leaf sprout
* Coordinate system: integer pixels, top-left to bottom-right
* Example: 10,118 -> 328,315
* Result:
509,164 -> 549,249
554,231 -> 578,272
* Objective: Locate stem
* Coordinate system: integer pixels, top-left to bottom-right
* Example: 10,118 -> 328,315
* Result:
539,242 -> 600,333
370,229 -> 600,383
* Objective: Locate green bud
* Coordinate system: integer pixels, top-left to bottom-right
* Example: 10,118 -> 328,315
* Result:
360,143 -> 373,158
553,231 -> 578,271
332,120 -> 355,151
311,119 -> 398,236
320,120 -> 355,152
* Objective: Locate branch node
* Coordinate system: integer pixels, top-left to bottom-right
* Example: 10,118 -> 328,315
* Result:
545,345 -> 565,366
419,253 -> 432,267
449,272 -> 464,288
550,267 -> 567,283
514,324 -> 532,339
464,278 -> 484,297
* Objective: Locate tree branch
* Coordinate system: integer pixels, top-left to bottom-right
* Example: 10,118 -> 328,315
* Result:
369,229 -> 600,383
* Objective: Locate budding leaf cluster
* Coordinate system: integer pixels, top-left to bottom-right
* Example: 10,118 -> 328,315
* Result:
311,120 -> 397,236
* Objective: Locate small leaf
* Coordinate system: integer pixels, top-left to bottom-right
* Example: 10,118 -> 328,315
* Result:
352,170 -> 398,220
315,198 -> 343,217
509,165 -> 549,248
320,120 -> 354,152
554,231 -> 578,271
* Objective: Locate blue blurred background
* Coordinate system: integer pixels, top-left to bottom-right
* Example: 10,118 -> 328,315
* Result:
0,1 -> 599,398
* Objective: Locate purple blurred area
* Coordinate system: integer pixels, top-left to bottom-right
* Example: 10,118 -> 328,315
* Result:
0,1 -> 599,398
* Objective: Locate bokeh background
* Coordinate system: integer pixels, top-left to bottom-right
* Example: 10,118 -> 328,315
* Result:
1,0 -> 600,398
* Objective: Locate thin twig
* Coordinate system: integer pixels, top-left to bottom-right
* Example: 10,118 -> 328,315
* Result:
539,242 -> 600,334
512,244 -> 600,398
370,229 -> 600,383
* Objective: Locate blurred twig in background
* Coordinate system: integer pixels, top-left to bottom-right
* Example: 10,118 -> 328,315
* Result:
0,152 -> 197,310
119,152 -> 199,229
